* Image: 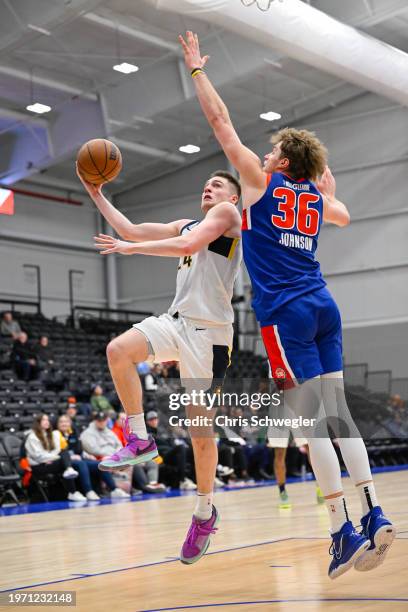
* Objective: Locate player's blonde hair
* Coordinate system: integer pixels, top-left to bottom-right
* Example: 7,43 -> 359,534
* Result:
271,128 -> 328,181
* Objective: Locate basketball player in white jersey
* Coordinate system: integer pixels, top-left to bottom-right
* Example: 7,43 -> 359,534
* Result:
77,166 -> 242,564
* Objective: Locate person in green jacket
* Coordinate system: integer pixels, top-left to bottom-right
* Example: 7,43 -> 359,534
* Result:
90,384 -> 114,414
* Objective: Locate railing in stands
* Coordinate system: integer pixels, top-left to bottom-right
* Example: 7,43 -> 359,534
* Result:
343,363 -> 368,389
71,305 -> 153,329
0,299 -> 41,315
366,370 -> 392,395
232,306 -> 262,353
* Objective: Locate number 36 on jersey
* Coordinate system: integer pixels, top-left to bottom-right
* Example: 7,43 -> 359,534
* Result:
272,187 -> 321,237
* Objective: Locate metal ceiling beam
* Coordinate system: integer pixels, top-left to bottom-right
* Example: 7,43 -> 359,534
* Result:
115,83 -> 364,197
113,138 -> 185,164
0,65 -> 97,100
0,106 -> 48,126
354,0 -> 408,26
20,173 -> 84,194
82,12 -> 180,53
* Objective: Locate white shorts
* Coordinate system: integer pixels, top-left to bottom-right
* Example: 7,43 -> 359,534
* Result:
267,434 -> 308,449
133,313 -> 233,391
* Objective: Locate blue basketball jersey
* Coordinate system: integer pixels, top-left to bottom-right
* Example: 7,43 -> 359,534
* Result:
242,171 -> 326,325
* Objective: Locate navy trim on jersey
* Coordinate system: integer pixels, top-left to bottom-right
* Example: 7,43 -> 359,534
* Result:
180,220 -> 199,235
208,235 -> 235,258
209,344 -> 230,393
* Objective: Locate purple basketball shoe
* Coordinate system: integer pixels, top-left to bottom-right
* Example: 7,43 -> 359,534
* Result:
180,505 -> 219,565
98,419 -> 158,472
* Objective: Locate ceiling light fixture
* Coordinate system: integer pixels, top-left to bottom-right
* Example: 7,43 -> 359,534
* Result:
260,111 -> 282,121
113,62 -> 139,74
26,102 -> 51,114
113,23 -> 139,75
26,68 -> 51,114
179,144 -> 201,154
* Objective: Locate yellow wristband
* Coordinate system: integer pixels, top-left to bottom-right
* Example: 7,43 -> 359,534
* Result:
191,68 -> 204,78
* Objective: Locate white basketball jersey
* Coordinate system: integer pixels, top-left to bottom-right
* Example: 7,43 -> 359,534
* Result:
168,221 -> 242,326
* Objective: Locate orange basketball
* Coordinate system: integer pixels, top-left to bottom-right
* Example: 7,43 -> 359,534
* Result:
77,139 -> 122,185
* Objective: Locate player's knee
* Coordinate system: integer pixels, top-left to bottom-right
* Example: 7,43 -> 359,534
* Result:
106,338 -> 127,365
191,436 -> 215,453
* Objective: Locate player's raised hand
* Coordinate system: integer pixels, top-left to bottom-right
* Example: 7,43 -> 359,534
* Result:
178,31 -> 209,71
76,163 -> 103,198
94,234 -> 131,255
316,166 -> 336,199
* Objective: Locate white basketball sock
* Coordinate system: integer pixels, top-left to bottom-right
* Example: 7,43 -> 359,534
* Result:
327,495 -> 350,533
194,492 -> 213,520
356,481 -> 378,516
127,413 -> 148,440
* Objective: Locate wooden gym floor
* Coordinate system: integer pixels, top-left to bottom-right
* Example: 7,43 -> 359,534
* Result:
0,470 -> 407,612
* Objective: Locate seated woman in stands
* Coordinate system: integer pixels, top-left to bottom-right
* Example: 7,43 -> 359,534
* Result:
57,414 -> 128,500
25,413 -> 85,502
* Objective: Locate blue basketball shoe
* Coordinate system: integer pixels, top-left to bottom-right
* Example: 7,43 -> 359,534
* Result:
354,506 -> 396,572
328,521 -> 370,579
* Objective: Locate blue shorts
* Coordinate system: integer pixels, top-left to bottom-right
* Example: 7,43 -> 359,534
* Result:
260,287 -> 343,385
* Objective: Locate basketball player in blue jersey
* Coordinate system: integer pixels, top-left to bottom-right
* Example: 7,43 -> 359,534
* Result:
77,166 -> 242,564
180,31 -> 395,579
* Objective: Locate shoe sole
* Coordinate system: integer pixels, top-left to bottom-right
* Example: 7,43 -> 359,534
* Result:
329,539 -> 370,580
354,524 -> 396,572
98,449 -> 159,472
180,509 -> 220,565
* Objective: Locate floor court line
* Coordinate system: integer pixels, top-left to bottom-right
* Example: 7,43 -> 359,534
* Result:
2,464 -> 407,518
2,522 -> 406,592
139,598 -> 408,612
2,509 -> 407,538
2,510 -> 408,538
0,536 -> 296,593
3,530 -> 405,594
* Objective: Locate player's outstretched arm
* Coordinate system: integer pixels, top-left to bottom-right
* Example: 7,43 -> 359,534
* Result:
94,202 -> 240,258
76,164 -> 192,241
317,167 -> 350,227
179,32 -> 264,189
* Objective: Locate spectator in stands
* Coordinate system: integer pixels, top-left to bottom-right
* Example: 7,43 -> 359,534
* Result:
388,394 -> 404,414
66,394 -> 91,419
25,413 -> 85,502
57,415 -> 126,500
387,394 -> 408,436
215,406 -> 251,481
132,462 -> 166,494
112,411 -> 127,445
90,384 -> 114,414
165,361 -> 180,379
1,311 -> 22,339
146,411 -> 196,490
143,365 -> 158,392
66,397 -> 80,422
80,411 -> 130,498
35,335 -> 62,388
11,332 -> 39,381
35,335 -> 55,369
